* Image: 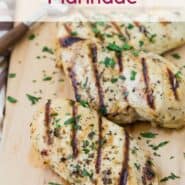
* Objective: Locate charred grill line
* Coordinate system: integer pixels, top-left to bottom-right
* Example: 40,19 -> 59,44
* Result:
116,52 -> 123,73
72,103 -> 79,158
134,22 -> 148,37
68,68 -> 80,101
119,129 -> 130,185
95,115 -> 103,174
90,44 -> 106,115
111,22 -> 130,40
142,58 -> 155,109
59,36 -> 84,47
167,68 -> 179,100
45,100 -> 53,145
111,22 -> 123,35
142,159 -> 156,185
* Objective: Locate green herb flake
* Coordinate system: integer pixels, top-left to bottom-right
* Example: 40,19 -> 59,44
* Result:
130,70 -> 137,81
134,163 -> 140,170
79,99 -> 89,108
160,172 -> 180,182
64,117 -> 75,125
140,132 -> 158,139
127,23 -> 134,29
149,141 -> 169,151
172,53 -> 181,59
42,46 -> 54,55
64,115 -> 81,126
175,71 -> 182,80
28,33 -> 36,40
48,182 -> 62,185
43,76 -> 52,81
122,43 -> 133,51
26,94 -> 41,105
81,168 -> 93,178
8,73 -> 16,78
7,96 -> 17,103
101,57 -> 116,68
71,31 -> 78,36
149,34 -> 157,43
139,40 -> 144,47
107,42 -> 122,52
132,50 -> 140,56
111,77 -> 118,83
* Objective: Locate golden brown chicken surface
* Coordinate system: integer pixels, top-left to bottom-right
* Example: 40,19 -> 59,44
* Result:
57,37 -> 185,128
30,99 -> 158,185
57,22 -> 185,54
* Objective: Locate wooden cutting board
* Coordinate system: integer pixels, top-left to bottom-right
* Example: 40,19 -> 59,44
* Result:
0,2 -> 185,185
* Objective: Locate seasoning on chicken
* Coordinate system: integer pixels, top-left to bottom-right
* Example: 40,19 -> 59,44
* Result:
57,21 -> 185,54
30,99 -> 158,185
57,38 -> 185,128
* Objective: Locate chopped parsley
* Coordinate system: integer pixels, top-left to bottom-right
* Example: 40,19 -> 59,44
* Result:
81,168 -> 93,178
43,76 -> 52,81
64,115 -> 81,126
26,94 -> 41,105
111,77 -> 118,83
101,57 -> 116,68
149,34 -> 157,43
7,96 -> 17,103
122,43 -> 132,51
132,50 -> 140,56
28,33 -> 36,40
160,172 -> 180,182
71,31 -> 78,36
140,132 -> 158,139
149,141 -> 169,151
107,42 -> 122,52
48,182 -> 62,185
42,46 -> 54,55
130,70 -> 137,80
127,23 -> 134,29
172,53 -> 181,59
175,71 -> 182,80
8,73 -> 16,78
139,40 -> 144,47
79,99 -> 89,108
134,163 -> 140,170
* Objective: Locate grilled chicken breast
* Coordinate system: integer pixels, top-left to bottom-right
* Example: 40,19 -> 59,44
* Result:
57,38 -> 185,128
31,99 -> 158,185
57,21 -> 185,54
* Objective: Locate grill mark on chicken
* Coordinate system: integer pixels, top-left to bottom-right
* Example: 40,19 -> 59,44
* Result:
95,115 -> 103,174
142,58 -> 155,109
90,44 -> 106,115
59,36 -> 84,47
142,159 -> 156,185
116,52 -> 123,73
134,22 -> 148,37
71,102 -> 79,158
68,68 -> 80,101
167,68 -> 179,100
111,22 -> 123,35
45,100 -> 53,145
119,129 -> 130,185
